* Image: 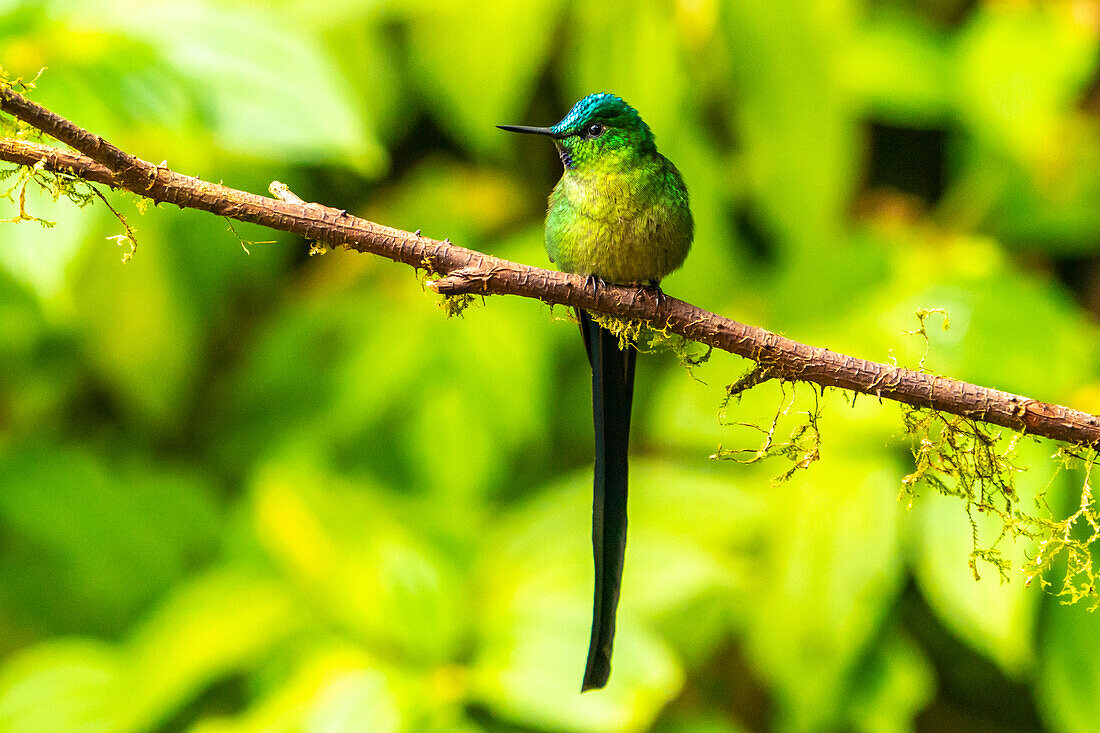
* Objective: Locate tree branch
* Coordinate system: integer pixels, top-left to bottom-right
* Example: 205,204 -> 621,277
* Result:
3,86 -> 1100,446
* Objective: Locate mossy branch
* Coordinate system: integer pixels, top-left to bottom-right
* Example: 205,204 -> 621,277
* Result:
3,84 -> 1100,450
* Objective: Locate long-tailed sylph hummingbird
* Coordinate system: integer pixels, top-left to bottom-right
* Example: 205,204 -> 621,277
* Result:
499,93 -> 693,691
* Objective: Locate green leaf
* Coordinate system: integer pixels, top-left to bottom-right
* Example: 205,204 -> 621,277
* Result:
63,0 -> 383,170
249,464 -> 465,666
1038,600 -> 1100,733
845,11 -> 952,124
191,646 -> 401,733
0,270 -> 79,430
405,0 -> 562,153
0,443 -> 221,636
217,226 -> 559,499
0,568 -> 295,733
117,568 -> 298,732
954,3 -> 1097,165
477,606 -> 679,733
740,422 -> 906,731
845,629 -> 935,733
362,159 -> 528,247
988,141 -> 1100,253
564,0 -> 688,149
0,185 -> 92,302
67,222 -> 201,424
0,639 -> 119,733
895,240 -> 1096,400
655,715 -> 750,733
725,0 -> 860,250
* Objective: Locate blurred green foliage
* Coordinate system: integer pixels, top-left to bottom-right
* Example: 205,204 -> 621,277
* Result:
2,0 -> 1100,731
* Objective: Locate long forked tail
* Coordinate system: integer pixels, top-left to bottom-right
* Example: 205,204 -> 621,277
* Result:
577,308 -> 636,692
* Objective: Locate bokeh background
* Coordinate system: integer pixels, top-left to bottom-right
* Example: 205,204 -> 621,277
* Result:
3,0 -> 1100,731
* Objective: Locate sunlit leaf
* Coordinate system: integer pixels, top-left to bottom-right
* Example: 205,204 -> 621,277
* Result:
725,0 -> 860,250
955,3 -> 1097,168
845,11 -> 952,124
61,0 -> 383,170
0,639 -> 118,733
362,159 -> 527,246
564,0 -> 688,147
250,464 -> 465,666
192,646 -> 401,733
216,230 -> 559,500
0,185 -> 92,302
0,568 -> 294,733
117,568 -> 299,732
880,233 -> 1099,400
68,223 -> 200,424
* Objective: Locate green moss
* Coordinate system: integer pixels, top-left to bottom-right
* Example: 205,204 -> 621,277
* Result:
709,306 -> 1100,606
1024,446 -> 1100,607
900,407 -> 1025,583
902,307 -> 950,372
591,312 -> 712,376
0,67 -> 46,141
712,376 -> 823,484
417,257 -> 481,318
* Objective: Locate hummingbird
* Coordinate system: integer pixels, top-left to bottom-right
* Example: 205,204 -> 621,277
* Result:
499,93 -> 693,691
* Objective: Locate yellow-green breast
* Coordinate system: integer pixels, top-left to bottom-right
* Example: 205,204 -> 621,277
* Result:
545,152 -> 693,285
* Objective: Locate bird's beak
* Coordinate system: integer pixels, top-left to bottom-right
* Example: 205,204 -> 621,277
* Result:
497,124 -> 566,139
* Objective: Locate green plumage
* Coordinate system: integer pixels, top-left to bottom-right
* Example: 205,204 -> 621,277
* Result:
499,93 -> 693,692
546,153 -> 692,283
541,94 -> 692,284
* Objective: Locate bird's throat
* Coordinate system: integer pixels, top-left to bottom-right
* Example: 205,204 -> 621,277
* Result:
553,140 -> 575,170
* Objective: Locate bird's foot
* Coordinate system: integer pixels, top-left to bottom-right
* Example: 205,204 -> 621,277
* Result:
642,280 -> 666,309
584,273 -> 608,295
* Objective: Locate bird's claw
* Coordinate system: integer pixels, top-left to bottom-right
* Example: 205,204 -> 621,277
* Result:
642,281 -> 666,309
584,274 -> 607,295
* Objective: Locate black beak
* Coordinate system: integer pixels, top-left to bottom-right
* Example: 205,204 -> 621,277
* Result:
497,125 -> 566,139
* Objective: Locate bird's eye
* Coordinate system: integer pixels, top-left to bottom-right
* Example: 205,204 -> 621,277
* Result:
586,123 -> 605,138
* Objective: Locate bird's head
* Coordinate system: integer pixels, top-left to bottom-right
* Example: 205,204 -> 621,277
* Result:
498,93 -> 655,171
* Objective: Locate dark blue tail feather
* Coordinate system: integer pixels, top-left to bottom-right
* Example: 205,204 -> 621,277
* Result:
578,309 -> 635,691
